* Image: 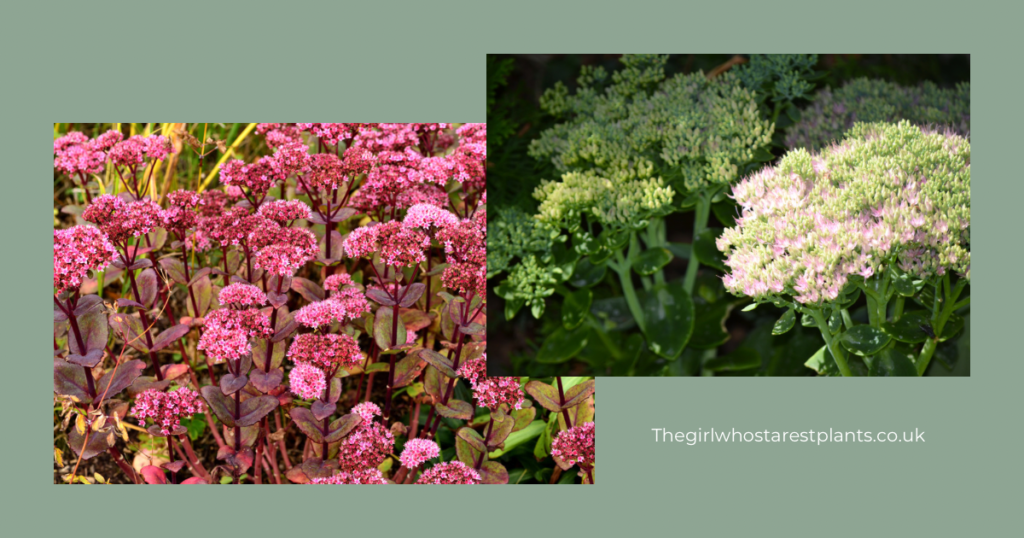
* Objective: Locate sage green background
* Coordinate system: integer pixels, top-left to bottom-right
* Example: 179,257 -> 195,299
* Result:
5,1 -> 1018,536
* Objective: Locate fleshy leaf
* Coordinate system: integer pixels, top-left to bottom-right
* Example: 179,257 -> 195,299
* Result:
561,288 -> 592,330
93,360 -> 145,403
290,407 -> 325,442
435,399 -> 474,420
68,310 -> 108,355
323,414 -> 362,443
236,395 -> 279,427
524,381 -> 561,413
640,282 -> 694,359
420,349 -> 457,378
200,386 -> 236,428
54,359 -> 91,401
838,326 -> 891,356
535,325 -> 589,364
772,309 -> 797,335
632,248 -> 673,276
398,283 -> 426,308
150,324 -> 190,353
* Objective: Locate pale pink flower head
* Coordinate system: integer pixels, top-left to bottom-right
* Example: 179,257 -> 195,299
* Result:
309,468 -> 388,485
551,422 -> 595,469
289,362 -> 327,400
131,387 -> 206,436
294,300 -> 349,329
399,439 -> 440,469
82,195 -> 162,245
54,131 -> 111,176
287,333 -> 362,370
257,199 -> 312,225
416,461 -> 481,485
324,273 -> 356,293
457,358 -> 487,387
251,225 -> 319,276
53,225 -> 117,294
218,283 -> 268,308
297,123 -> 366,146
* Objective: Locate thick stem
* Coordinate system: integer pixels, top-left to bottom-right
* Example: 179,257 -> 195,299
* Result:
383,278 -> 401,422
107,446 -> 138,484
178,434 -> 212,481
811,308 -> 853,377
682,194 -> 711,294
233,376 -> 241,452
64,301 -> 97,397
612,252 -> 646,333
262,277 -> 284,374
180,241 -> 200,316
127,270 -> 163,380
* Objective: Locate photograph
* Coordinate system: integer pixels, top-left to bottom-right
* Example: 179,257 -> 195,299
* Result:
488,54 -> 970,377
53,122 -> 595,484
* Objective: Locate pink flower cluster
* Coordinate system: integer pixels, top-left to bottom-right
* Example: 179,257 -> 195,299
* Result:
197,324 -> 252,363
399,439 -> 440,468
416,461 -> 481,485
289,362 -> 327,400
403,203 -> 459,230
205,308 -> 273,339
257,199 -> 311,224
161,189 -> 203,233
53,225 -> 117,294
108,135 -> 172,168
82,195 -> 161,245
458,356 -> 524,411
220,157 -> 282,198
131,388 -> 205,436
551,422 -> 596,469
250,222 -> 319,276
436,219 -> 487,298
309,468 -> 388,484
297,123 -> 370,146
338,416 -> 394,473
322,274 -> 371,317
218,283 -> 268,308
717,123 -> 971,304
54,130 -> 121,177
352,402 -> 382,423
287,333 -> 362,370
343,220 -> 428,268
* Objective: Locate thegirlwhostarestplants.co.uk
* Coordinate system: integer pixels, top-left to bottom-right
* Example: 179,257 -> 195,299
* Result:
652,428 -> 926,446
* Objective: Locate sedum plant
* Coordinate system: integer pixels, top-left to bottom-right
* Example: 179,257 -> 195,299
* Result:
718,121 -> 970,376
492,54 -> 774,370
53,122 -> 595,484
785,77 -> 971,151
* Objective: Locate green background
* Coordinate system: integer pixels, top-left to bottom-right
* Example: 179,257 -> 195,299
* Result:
7,1 -> 1019,536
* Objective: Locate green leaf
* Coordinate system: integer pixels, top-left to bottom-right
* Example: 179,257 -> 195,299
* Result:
828,309 -> 842,334
880,311 -> 931,344
535,325 -> 589,364
801,313 -> 816,327
693,228 -> 728,272
688,299 -> 732,349
639,282 -> 694,359
561,288 -> 592,330
772,309 -> 796,335
489,421 -> 544,459
804,345 -> 838,376
631,248 -> 673,276
504,298 -> 524,320
838,325 -> 891,356
741,303 -> 757,312
867,348 -> 918,377
569,256 -> 607,287
711,199 -> 738,228
372,306 -> 406,350
890,266 -> 920,297
704,348 -> 760,372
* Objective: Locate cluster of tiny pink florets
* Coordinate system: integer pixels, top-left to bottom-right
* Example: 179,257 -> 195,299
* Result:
403,203 -> 459,230
205,308 -> 273,339
457,356 -> 524,411
250,223 -> 319,276
287,333 -> 362,370
131,388 -> 205,436
54,130 -> 121,177
218,283 -> 268,308
107,135 -> 172,168
197,324 -> 252,363
161,189 -> 203,233
257,199 -> 311,224
399,439 -> 440,469
309,468 -> 388,484
551,422 -> 596,469
53,225 -> 117,294
343,220 -> 428,268
416,461 -> 482,485
352,402 -> 381,423
289,362 -> 327,400
338,416 -> 394,473
82,195 -> 162,245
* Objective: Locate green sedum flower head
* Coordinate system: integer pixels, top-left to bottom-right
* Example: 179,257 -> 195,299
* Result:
718,121 -> 970,306
529,54 -> 774,231
487,205 -> 561,278
786,78 -> 970,151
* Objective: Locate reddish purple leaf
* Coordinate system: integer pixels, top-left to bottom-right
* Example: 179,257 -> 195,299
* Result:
93,360 -> 145,403
397,283 -> 426,308
67,349 -> 104,368
366,289 -> 396,306
435,399 -> 474,420
220,373 -> 248,395
150,323 -> 190,353
68,310 -> 108,355
68,425 -> 112,461
290,407 -> 325,442
323,414 -> 362,443
290,277 -> 324,303
159,258 -> 187,285
524,381 -> 562,413
54,359 -> 91,401
249,367 -> 283,393
200,385 -> 237,427
479,461 -> 509,484
311,401 -> 337,421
